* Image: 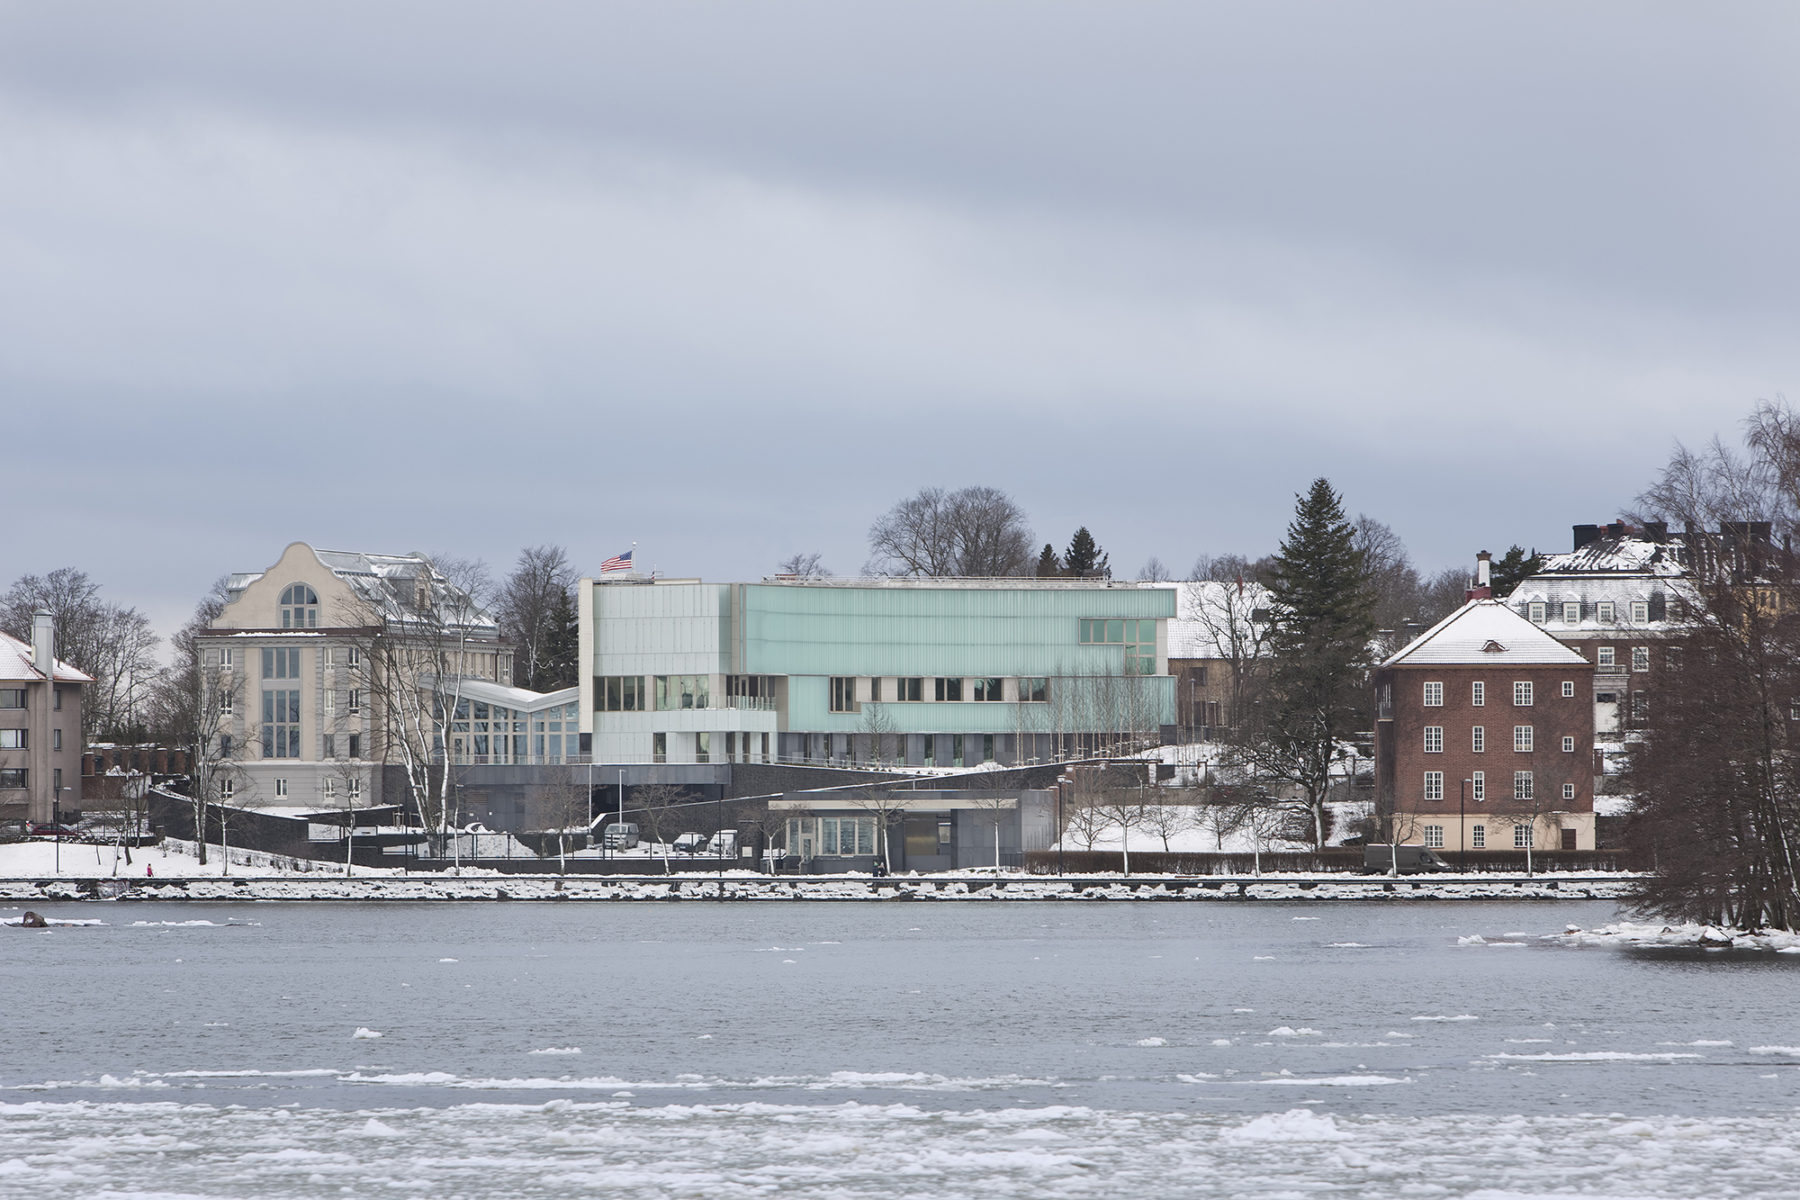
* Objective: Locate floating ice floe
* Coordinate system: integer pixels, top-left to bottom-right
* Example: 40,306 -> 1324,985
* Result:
352,1028 -> 383,1040
1224,1108 -> 1352,1142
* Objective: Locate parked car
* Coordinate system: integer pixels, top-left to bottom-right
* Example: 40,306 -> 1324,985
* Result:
602,822 -> 641,850
28,822 -> 80,840
704,829 -> 740,857
1362,845 -> 1455,874
672,832 -> 707,854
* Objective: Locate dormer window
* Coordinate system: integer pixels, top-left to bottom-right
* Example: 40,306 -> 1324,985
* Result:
280,583 -> 319,628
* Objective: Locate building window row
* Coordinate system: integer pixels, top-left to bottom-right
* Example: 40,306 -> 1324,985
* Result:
1527,598 -> 1651,625
1077,618 -> 1157,675
263,647 -> 300,679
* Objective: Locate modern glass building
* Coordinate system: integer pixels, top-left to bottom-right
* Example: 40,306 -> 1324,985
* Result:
579,577 -> 1177,767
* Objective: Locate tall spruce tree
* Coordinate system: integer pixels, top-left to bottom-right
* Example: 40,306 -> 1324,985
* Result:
1487,544 -> 1543,598
1035,544 -> 1062,578
1064,527 -> 1110,579
1231,478 -> 1376,845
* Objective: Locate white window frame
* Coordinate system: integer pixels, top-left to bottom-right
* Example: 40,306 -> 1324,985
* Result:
1562,680 -> 1575,697
274,778 -> 288,798
1423,681 -> 1443,707
1631,600 -> 1650,624
1471,681 -> 1485,707
1514,771 -> 1534,801
1471,725 -> 1485,753
1528,601 -> 1546,623
1424,726 -> 1443,754
1597,646 -> 1615,669
1514,681 -> 1533,707
1596,601 -> 1615,623
1423,771 -> 1444,802
1471,824 -> 1486,849
220,778 -> 234,800
1471,771 -> 1485,802
1514,823 -> 1534,849
1632,647 -> 1650,673
1562,601 -> 1580,623
1514,725 -> 1534,753
1562,736 -> 1575,752
1423,825 -> 1444,849
348,689 -> 362,714
1562,783 -> 1576,800
348,777 -> 362,800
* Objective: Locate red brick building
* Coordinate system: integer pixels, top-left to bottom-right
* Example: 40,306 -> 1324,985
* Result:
1373,597 -> 1595,855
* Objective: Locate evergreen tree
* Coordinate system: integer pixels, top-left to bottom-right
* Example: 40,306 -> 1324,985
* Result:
1064,527 -> 1110,579
1230,479 -> 1376,845
1487,544 -> 1543,598
539,586 -> 581,691
1035,544 -> 1062,578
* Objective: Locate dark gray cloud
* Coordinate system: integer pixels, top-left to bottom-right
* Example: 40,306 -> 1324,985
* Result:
3,2 -> 1793,639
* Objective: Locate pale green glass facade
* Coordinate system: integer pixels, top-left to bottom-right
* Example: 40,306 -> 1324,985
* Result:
586,579 -> 1177,759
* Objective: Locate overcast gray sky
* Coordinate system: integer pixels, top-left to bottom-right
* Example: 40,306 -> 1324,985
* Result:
4,1 -> 1795,642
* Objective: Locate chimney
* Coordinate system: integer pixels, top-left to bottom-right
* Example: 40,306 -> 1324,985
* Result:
31,610 -> 54,680
1466,551 -> 1493,601
1573,524 -> 1600,551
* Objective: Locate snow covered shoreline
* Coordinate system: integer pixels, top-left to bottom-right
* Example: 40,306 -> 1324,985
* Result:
0,870 -> 1639,903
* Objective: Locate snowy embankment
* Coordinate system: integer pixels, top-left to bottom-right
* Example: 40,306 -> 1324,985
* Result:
0,867 -> 1638,903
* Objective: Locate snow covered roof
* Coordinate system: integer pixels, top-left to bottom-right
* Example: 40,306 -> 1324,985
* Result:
1381,599 -> 1587,667
1165,581 -> 1273,660
0,630 -> 95,684
452,679 -> 578,713
230,545 -> 497,631
1538,536 -> 1688,578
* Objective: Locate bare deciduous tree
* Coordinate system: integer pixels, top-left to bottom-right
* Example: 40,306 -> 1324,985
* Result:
2,568 -> 161,741
1136,557 -> 1172,583
632,783 -> 690,874
495,545 -> 576,692
865,485 -> 1034,578
776,552 -> 829,578
845,787 -> 913,872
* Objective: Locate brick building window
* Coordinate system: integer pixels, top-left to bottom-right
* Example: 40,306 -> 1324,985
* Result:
1424,772 -> 1444,802
1598,646 -> 1615,668
1471,681 -> 1485,706
1562,783 -> 1576,800
1471,771 -> 1485,801
1423,682 -> 1443,707
1632,647 -> 1650,672
1514,681 -> 1533,706
1513,726 -> 1533,753
1514,771 -> 1534,801
1562,681 -> 1575,697
1472,726 -> 1485,753
1424,727 -> 1443,754
1562,736 -> 1575,752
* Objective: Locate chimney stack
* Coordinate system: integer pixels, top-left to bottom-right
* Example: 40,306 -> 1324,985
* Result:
31,610 -> 54,680
1466,551 -> 1493,601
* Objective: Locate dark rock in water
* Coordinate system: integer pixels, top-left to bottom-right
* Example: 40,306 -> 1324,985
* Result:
19,911 -> 47,928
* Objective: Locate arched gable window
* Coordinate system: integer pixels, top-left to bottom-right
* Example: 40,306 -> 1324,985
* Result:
280,583 -> 319,628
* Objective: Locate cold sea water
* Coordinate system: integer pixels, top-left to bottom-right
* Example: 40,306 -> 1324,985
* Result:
3,898 -> 1799,1199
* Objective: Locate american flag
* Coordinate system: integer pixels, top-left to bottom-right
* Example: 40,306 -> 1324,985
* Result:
600,549 -> 634,573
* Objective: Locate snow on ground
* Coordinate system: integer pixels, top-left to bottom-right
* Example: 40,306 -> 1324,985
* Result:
0,837 -> 411,879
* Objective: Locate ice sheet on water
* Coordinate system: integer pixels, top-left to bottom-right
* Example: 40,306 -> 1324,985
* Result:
7,1099 -> 1800,1197
1412,1013 -> 1480,1021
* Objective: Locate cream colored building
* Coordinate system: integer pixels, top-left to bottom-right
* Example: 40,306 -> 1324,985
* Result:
199,542 -> 515,813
